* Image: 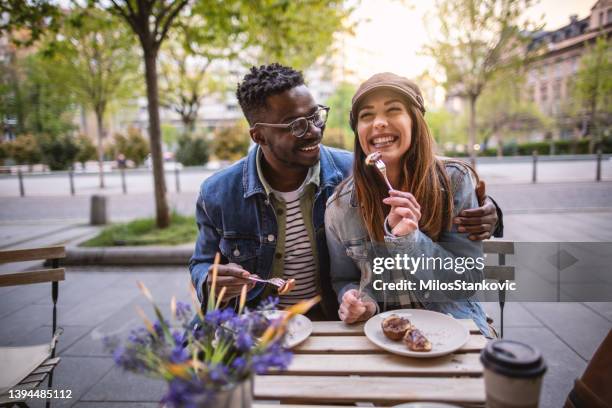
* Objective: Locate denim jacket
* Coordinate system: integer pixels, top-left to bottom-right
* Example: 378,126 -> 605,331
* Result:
189,144 -> 352,318
325,161 -> 491,336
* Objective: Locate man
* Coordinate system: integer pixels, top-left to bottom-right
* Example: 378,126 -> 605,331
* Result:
189,63 -> 501,319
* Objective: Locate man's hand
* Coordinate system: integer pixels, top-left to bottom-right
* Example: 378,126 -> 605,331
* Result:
206,263 -> 255,300
453,180 -> 498,241
338,289 -> 376,324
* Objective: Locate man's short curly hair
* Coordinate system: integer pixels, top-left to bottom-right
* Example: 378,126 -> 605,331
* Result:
236,63 -> 305,126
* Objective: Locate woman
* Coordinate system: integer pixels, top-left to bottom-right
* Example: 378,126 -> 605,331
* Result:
325,72 -> 492,336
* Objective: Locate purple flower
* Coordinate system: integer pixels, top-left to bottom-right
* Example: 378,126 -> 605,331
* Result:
128,328 -> 149,345
113,346 -> 146,372
209,364 -> 230,384
162,377 -> 211,408
153,320 -> 168,337
231,356 -> 247,371
258,296 -> 279,310
175,301 -> 192,321
251,343 -> 292,374
235,331 -> 254,351
169,345 -> 190,364
204,309 -> 236,326
172,330 -> 185,346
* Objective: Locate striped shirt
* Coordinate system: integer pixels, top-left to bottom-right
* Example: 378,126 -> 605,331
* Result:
272,188 -> 319,307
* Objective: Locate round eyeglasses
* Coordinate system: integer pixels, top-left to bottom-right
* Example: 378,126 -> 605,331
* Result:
251,105 -> 330,138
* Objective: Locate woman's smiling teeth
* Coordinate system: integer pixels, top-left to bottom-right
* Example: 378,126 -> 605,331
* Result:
299,143 -> 320,152
371,135 -> 397,148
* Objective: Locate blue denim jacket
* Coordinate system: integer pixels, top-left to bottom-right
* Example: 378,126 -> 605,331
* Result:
189,145 -> 352,317
325,162 -> 491,336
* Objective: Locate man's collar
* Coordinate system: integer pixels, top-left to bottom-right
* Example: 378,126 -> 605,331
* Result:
256,146 -> 320,197
243,144 -> 344,199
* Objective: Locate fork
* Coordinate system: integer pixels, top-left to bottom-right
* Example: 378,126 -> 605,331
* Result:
247,275 -> 286,288
365,152 -> 393,191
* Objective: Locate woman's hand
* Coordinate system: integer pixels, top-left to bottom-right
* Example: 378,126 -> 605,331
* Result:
383,190 -> 421,236
338,289 -> 377,324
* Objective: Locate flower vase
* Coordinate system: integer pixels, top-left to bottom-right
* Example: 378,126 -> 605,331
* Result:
209,376 -> 253,408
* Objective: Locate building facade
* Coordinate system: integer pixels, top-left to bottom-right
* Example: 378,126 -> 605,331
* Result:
526,0 -> 611,139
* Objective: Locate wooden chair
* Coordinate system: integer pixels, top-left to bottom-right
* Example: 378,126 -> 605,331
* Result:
483,240 -> 515,338
0,246 -> 65,408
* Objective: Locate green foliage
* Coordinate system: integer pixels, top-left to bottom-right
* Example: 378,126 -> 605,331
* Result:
43,7 -> 140,124
476,69 -> 552,144
75,134 -> 97,165
38,134 -> 79,170
7,134 -> 42,165
176,133 -> 211,166
571,37 -> 612,137
0,141 -> 8,164
113,128 -> 150,167
81,213 -> 196,247
425,0 -> 541,158
515,141 -> 550,156
161,123 -> 180,147
213,121 -> 251,162
325,82 -> 355,138
238,0 -> 352,70
13,53 -> 77,137
426,108 -> 467,146
323,128 -> 347,150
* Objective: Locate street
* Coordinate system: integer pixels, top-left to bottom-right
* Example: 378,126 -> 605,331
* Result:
0,156 -> 610,197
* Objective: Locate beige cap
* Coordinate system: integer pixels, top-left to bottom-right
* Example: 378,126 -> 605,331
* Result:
350,72 -> 426,130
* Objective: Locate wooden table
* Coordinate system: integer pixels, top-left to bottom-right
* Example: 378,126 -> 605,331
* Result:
254,319 -> 488,407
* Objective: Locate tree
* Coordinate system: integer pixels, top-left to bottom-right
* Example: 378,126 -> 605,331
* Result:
15,53 -> 77,137
424,0 -> 539,165
105,0 -> 190,228
159,12 -> 236,134
214,120 -> 251,162
44,7 -> 140,188
38,134 -> 79,171
240,1 -> 352,69
176,133 -> 210,166
1,0 -> 353,228
572,37 -> 612,139
426,108 -> 467,148
75,134 -> 97,167
1,0 -> 177,226
7,134 -> 42,169
476,68 -> 551,154
325,82 -> 355,148
0,141 -> 8,165
113,128 -> 150,167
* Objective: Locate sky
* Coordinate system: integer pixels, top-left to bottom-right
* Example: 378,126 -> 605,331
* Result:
341,0 -> 595,82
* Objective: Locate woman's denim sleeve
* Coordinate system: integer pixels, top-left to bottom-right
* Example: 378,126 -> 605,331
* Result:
383,167 -> 484,299
325,204 -> 361,303
189,186 -> 220,303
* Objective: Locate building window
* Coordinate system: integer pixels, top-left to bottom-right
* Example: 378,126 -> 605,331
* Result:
528,86 -> 535,102
540,82 -> 548,102
553,79 -> 562,100
600,12 -> 604,26
607,8 -> 612,24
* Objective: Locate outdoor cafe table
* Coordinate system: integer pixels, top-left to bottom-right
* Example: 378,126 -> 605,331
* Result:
253,319 -> 488,408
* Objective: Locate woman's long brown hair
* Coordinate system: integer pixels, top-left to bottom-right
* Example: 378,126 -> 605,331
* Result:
353,101 -> 471,242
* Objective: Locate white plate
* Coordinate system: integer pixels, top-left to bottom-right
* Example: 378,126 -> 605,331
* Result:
264,311 -> 312,349
364,309 -> 469,358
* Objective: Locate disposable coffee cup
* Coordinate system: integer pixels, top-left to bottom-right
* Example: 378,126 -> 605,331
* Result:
480,339 -> 547,408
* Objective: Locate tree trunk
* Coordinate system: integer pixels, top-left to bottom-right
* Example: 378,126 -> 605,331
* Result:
144,49 -> 170,228
468,94 -> 477,168
95,106 -> 106,189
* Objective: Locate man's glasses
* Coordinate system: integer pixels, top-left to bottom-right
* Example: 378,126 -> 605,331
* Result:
251,105 -> 330,138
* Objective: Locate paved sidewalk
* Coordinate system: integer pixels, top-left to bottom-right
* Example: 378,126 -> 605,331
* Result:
0,266 -> 610,408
